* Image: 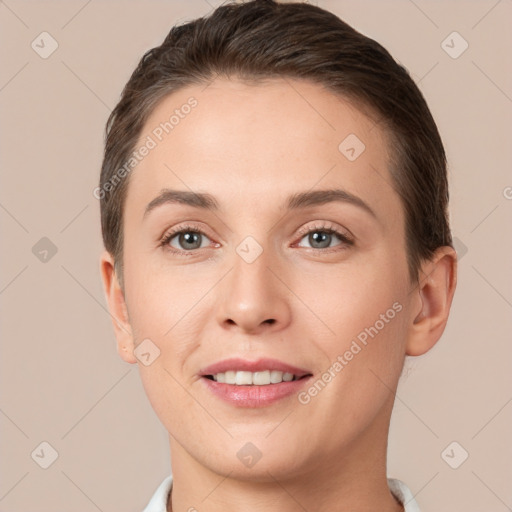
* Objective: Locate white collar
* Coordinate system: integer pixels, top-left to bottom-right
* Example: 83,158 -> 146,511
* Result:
142,475 -> 421,511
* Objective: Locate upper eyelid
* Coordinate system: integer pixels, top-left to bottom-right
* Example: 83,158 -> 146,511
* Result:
296,221 -> 353,240
160,222 -> 212,243
163,222 -> 347,237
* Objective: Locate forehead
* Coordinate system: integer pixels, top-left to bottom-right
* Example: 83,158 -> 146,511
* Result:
125,77 -> 400,222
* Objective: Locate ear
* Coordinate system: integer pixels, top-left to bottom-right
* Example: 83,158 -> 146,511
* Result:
406,246 -> 457,356
99,250 -> 137,364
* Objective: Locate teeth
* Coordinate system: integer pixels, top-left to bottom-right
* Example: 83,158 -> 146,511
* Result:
236,371 -> 253,385
209,370 -> 297,385
270,370 -> 284,383
225,371 -> 236,384
253,370 -> 270,385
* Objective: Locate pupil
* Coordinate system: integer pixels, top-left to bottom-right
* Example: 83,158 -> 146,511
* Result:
310,231 -> 330,248
181,231 -> 200,249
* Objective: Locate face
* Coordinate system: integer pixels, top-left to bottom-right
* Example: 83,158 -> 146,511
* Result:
117,77 -> 417,480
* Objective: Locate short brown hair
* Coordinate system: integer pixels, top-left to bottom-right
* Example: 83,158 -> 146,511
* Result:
99,0 -> 452,289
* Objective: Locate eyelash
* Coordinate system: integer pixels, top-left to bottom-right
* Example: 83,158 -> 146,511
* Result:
159,222 -> 354,256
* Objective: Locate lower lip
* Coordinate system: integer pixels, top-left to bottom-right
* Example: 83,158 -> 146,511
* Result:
201,376 -> 312,407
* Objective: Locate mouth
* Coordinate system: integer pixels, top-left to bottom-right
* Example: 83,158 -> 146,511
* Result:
203,370 -> 308,385
199,358 -> 313,407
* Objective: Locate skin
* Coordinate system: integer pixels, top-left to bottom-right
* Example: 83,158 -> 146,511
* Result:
100,77 -> 457,512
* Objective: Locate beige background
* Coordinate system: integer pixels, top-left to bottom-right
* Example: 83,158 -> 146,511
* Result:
1,0 -> 511,510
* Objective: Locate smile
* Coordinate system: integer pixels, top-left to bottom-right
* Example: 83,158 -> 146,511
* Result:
205,370 -> 300,385
199,358 -> 313,407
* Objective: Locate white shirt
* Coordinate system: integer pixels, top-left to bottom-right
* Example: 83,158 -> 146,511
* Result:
142,475 -> 421,511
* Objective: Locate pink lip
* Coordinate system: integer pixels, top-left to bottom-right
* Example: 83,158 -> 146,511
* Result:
199,358 -> 313,408
199,357 -> 311,378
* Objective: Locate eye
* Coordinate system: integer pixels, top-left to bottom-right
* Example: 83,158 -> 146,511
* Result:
295,223 -> 353,251
159,221 -> 354,256
160,223 -> 214,253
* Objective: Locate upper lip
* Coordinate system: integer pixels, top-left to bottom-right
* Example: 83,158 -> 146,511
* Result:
199,358 -> 312,378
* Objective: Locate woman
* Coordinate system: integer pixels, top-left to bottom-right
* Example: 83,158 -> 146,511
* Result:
98,1 -> 457,510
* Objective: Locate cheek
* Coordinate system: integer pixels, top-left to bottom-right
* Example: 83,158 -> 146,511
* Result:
293,270 -> 407,438
295,257 -> 406,342
293,253 -> 409,403
124,243 -> 205,336
126,268 -> 208,429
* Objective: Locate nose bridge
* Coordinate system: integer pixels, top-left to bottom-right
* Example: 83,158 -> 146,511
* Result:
217,237 -> 291,333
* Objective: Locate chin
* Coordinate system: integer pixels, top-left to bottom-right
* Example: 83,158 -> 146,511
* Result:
199,438 -> 311,483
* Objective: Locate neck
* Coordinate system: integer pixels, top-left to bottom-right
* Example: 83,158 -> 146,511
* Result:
166,402 -> 403,512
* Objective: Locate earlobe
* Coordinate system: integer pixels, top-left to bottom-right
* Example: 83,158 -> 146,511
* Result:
99,250 -> 137,364
406,246 -> 457,356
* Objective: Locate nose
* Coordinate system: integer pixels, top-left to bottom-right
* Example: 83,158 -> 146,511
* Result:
216,247 -> 292,335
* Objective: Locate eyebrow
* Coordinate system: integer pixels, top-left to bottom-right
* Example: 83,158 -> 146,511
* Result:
143,188 -> 376,219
